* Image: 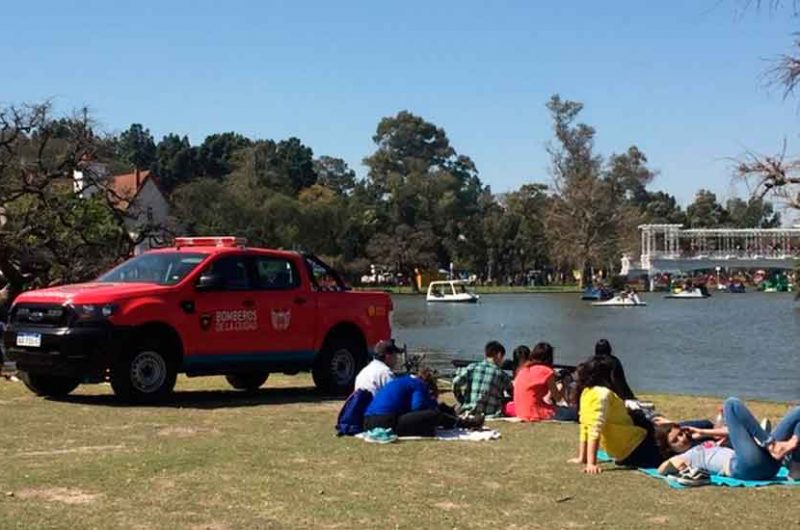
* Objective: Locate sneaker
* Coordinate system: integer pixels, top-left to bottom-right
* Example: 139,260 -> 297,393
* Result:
676,467 -> 711,487
753,418 -> 773,448
363,427 -> 398,444
457,413 -> 485,431
760,418 -> 772,435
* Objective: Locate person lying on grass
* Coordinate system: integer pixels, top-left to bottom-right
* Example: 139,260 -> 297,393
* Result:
452,340 -> 512,418
658,397 -> 800,481
569,357 -> 673,474
510,342 -> 577,422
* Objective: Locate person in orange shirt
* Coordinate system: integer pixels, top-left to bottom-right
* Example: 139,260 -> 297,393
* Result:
512,342 -> 577,422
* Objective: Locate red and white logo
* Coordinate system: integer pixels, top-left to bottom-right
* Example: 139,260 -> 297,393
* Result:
271,309 -> 291,331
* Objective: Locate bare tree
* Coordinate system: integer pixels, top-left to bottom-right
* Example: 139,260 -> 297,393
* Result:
0,103 -> 160,301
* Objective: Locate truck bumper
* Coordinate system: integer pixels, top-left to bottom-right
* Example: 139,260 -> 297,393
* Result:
2,324 -> 122,380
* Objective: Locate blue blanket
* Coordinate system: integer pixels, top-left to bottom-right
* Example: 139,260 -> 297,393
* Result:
597,450 -> 798,489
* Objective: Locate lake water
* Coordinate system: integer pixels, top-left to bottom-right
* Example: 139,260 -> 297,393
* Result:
391,292 -> 800,402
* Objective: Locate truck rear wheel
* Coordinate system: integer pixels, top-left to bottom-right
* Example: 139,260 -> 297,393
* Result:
225,373 -> 269,391
312,337 -> 365,395
19,371 -> 80,398
111,339 -> 177,403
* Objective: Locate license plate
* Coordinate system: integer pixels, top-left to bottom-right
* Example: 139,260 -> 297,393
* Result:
16,332 -> 42,348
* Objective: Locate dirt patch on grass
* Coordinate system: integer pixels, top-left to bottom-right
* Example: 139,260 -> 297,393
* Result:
15,444 -> 128,457
433,501 -> 467,511
17,487 -> 102,505
156,426 -> 218,437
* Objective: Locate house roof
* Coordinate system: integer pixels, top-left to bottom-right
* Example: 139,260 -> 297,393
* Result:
108,170 -> 163,210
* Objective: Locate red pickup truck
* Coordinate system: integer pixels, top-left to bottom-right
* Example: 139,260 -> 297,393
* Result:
3,237 -> 392,402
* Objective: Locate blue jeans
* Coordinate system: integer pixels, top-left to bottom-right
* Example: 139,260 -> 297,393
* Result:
724,397 -> 800,480
553,406 -> 578,422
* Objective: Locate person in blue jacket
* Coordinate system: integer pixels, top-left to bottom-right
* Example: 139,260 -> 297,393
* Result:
363,368 -> 447,437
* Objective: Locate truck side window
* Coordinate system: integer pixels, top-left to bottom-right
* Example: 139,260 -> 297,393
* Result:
207,256 -> 252,291
254,257 -> 299,290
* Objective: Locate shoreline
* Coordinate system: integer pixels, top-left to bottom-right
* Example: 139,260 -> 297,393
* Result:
354,285 -> 582,295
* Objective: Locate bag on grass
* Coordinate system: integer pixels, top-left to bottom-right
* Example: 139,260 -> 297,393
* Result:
336,389 -> 373,436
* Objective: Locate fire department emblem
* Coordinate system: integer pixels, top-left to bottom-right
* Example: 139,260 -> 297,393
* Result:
200,314 -> 212,331
271,309 -> 291,331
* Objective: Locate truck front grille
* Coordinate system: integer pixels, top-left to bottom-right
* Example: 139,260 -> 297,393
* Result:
11,304 -> 71,327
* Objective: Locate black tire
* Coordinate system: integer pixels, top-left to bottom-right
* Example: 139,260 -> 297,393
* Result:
225,372 -> 269,391
111,338 -> 178,403
19,371 -> 80,397
312,336 -> 366,395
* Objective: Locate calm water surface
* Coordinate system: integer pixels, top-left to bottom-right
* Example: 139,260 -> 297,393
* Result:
391,292 -> 800,402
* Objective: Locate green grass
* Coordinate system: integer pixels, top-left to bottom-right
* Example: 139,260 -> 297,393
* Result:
356,284 -> 582,295
0,375 -> 797,529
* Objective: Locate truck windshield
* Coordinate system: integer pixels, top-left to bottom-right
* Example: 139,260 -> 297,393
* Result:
97,253 -> 208,285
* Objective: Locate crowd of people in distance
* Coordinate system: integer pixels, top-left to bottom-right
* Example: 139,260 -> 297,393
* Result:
337,336 -> 800,485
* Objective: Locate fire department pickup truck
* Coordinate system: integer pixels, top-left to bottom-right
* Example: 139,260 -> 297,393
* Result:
3,237 -> 392,402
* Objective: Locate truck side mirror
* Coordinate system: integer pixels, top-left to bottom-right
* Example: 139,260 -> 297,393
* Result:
196,273 -> 223,291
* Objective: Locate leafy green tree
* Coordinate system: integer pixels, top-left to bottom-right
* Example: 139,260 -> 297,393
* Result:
363,111 -> 485,283
725,196 -> 781,228
117,123 -> 156,170
197,132 -> 251,180
314,156 -> 356,195
686,189 -> 726,228
153,134 -> 197,193
544,95 -> 618,287
642,191 -> 686,224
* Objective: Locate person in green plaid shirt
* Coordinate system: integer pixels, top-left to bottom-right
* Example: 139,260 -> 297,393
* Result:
452,341 -> 512,417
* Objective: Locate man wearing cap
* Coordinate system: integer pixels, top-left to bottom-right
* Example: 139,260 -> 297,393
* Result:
354,339 -> 400,395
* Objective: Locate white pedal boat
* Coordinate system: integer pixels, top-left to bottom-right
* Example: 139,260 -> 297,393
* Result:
426,280 -> 480,303
591,295 -> 646,307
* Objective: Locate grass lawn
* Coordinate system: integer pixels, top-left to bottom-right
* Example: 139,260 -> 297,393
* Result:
0,374 -> 797,529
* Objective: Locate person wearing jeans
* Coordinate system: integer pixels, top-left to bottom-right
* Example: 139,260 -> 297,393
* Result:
659,397 -> 800,480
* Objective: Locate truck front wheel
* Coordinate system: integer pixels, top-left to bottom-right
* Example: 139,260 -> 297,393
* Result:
111,340 -> 177,403
225,373 -> 269,391
19,372 -> 80,398
312,337 -> 365,395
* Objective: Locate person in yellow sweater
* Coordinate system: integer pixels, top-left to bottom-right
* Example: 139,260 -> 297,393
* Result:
570,357 -> 668,474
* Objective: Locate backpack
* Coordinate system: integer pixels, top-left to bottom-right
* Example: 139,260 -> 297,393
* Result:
335,389 -> 373,436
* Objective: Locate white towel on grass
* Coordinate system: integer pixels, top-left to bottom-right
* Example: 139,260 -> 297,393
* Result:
355,428 -> 501,442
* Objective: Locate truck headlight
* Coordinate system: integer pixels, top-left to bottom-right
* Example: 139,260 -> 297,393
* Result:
72,304 -> 118,321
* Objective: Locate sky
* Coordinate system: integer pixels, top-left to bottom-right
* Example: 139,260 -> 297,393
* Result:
4,0 -> 800,207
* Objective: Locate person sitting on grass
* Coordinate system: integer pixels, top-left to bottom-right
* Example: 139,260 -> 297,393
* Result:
513,342 -> 577,422
593,339 -> 636,401
570,357 -> 670,474
452,340 -> 512,418
354,339 -> 401,396
363,368 -> 460,437
658,397 -> 800,481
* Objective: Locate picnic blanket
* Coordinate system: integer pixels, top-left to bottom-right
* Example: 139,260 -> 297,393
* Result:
485,416 -> 574,424
355,428 -> 501,443
597,450 -> 798,489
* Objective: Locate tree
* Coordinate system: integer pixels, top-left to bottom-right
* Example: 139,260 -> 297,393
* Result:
152,133 -> 197,193
314,156 -> 356,195
734,3 -> 800,208
686,189 -> 726,228
197,132 -> 251,180
0,104 -> 153,301
363,111 -> 485,283
725,196 -> 781,228
642,191 -> 686,225
544,95 -> 618,287
117,123 -> 156,170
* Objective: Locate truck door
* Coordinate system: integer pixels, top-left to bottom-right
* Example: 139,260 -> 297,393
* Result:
189,254 -> 264,361
251,255 -> 317,359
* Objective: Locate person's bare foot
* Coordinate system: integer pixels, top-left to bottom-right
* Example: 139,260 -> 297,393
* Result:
768,437 -> 799,461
